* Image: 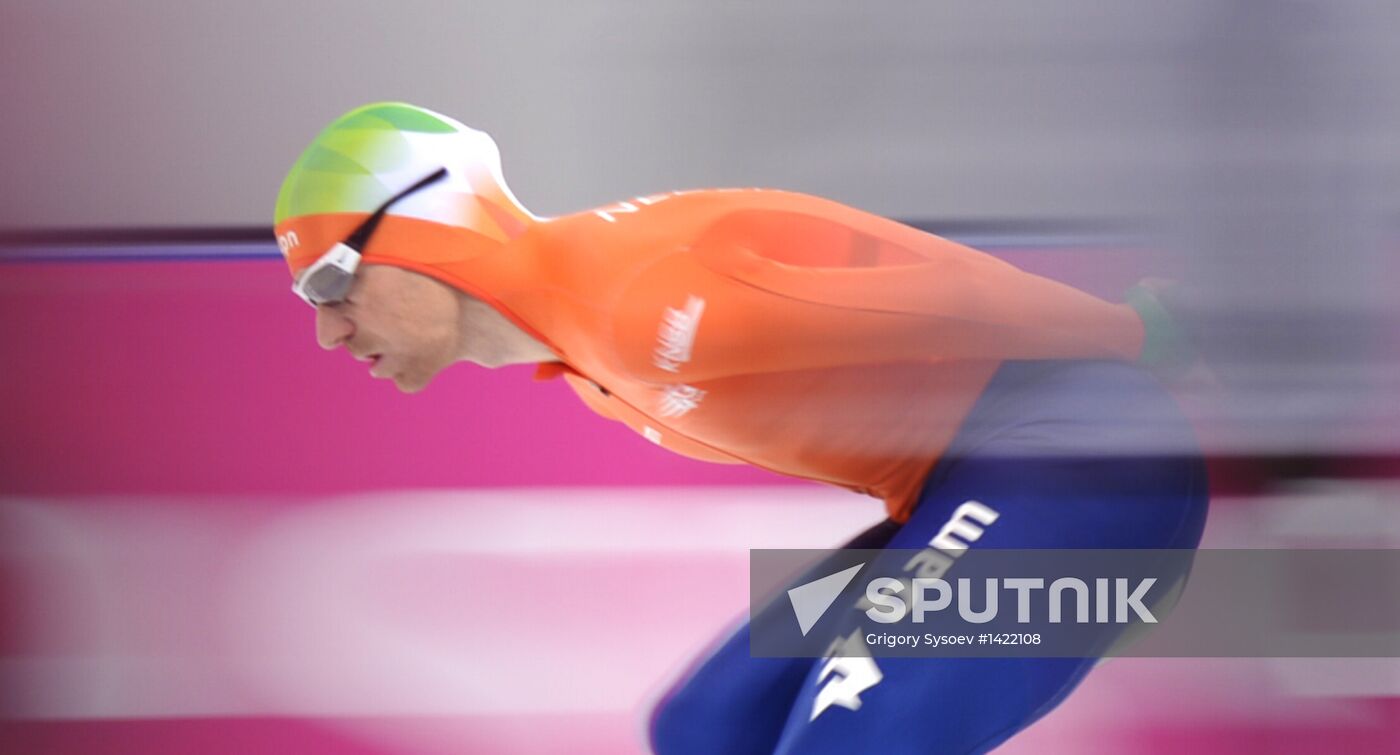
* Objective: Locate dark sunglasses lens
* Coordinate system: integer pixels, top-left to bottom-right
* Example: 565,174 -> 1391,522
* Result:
304,266 -> 355,305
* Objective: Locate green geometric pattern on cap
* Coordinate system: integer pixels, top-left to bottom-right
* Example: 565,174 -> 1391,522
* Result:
274,102 -> 458,224
341,105 -> 457,134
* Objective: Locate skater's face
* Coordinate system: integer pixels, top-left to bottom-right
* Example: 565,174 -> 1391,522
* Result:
313,264 -> 462,393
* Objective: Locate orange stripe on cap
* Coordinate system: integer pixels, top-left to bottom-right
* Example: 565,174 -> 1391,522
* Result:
274,213 -> 508,279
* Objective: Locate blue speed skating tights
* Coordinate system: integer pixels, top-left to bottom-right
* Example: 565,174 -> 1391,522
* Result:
650,360 -> 1210,754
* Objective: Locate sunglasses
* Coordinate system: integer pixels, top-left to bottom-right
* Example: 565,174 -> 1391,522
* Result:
291,167 -> 449,307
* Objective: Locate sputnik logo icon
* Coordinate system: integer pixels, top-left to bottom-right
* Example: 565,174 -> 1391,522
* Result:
787,562 -> 865,637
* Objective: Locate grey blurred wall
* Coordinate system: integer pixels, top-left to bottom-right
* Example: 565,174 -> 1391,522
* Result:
2,1 -> 1398,231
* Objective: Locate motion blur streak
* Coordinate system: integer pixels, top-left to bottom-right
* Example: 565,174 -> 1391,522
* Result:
4,489 -> 1400,753
1167,0 -> 1400,455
